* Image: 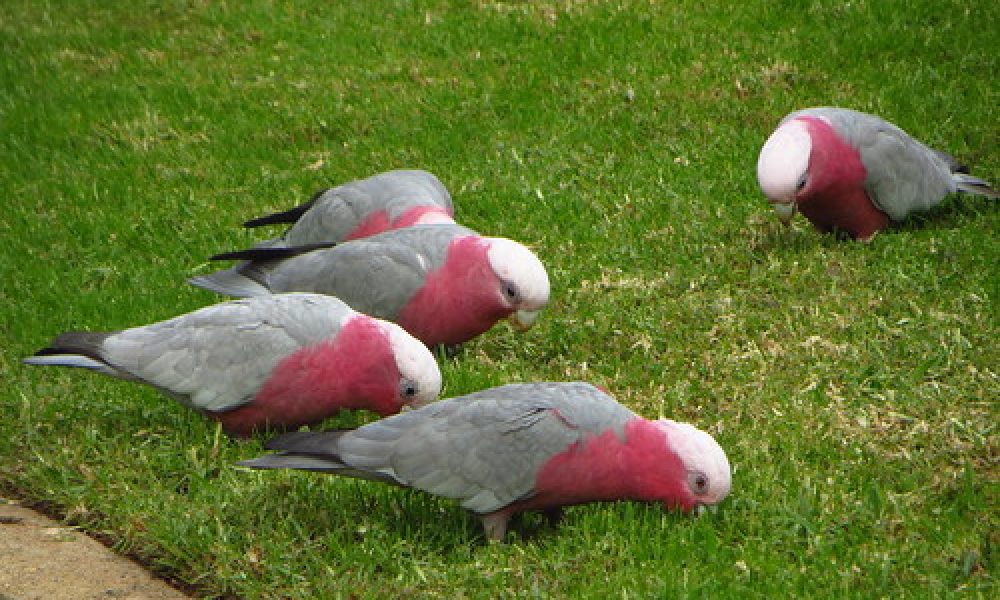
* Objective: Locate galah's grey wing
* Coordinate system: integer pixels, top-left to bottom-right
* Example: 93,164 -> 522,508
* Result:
260,224 -> 477,318
270,170 -> 455,247
852,119 -> 955,220
789,107 -> 956,220
251,383 -> 636,515
261,240 -> 432,320
356,383 -> 634,514
326,169 -> 453,223
360,223 -> 476,267
190,224 -> 476,301
385,169 -> 454,214
102,294 -> 351,412
282,185 -> 379,245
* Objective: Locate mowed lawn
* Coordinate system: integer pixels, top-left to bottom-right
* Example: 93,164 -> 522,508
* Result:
1,0 -> 996,597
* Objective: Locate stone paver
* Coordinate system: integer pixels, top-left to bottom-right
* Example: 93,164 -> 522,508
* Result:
0,499 -> 189,600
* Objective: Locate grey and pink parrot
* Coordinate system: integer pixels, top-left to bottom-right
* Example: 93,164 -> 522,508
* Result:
23,293 -> 442,437
189,224 -> 551,348
757,107 -> 997,240
244,169 -> 455,247
239,382 -> 731,540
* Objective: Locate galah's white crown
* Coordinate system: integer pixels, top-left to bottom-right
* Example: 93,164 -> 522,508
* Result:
486,238 -> 551,311
381,320 -> 442,407
655,419 -> 731,505
757,118 -> 813,204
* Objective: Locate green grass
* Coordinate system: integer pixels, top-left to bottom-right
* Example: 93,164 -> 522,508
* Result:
2,0 -> 997,597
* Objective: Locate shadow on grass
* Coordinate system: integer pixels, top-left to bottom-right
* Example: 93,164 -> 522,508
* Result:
891,193 -> 996,234
742,192 -> 995,252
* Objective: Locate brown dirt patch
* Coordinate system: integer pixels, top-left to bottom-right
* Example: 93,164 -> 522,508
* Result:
0,498 -> 189,600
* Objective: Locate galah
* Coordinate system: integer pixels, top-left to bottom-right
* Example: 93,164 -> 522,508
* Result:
757,107 -> 997,241
238,381 -> 732,540
189,224 -> 551,348
244,169 -> 455,247
23,293 -> 441,437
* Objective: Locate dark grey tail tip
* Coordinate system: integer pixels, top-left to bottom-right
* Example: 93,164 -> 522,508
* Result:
25,347 -> 59,358
958,183 -> 1000,199
209,250 -> 247,261
243,191 -> 323,228
242,214 -> 291,228
242,216 -> 276,228
209,241 -> 339,263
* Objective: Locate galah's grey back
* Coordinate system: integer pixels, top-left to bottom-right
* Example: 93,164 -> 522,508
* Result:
247,169 -> 454,247
27,294 -> 357,413
785,107 -> 960,221
190,224 -> 478,322
243,382 -> 637,514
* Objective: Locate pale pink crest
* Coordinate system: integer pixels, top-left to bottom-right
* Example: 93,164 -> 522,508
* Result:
653,419 -> 731,505
757,118 -> 812,204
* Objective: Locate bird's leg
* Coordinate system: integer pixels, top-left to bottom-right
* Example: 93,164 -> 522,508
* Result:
479,513 -> 510,542
542,508 -> 564,527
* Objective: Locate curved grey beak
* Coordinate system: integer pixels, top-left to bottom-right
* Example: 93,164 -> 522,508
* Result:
771,202 -> 796,225
509,309 -> 540,331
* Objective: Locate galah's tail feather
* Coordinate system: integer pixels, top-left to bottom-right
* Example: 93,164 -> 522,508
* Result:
243,190 -> 323,228
188,268 -> 269,297
209,241 -> 338,262
953,173 -> 999,198
23,331 -> 115,374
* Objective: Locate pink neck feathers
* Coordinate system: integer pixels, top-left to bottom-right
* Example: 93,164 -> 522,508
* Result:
344,206 -> 454,242
798,117 -> 890,240
527,418 -> 694,511
344,211 -> 391,241
214,316 -> 399,436
393,205 -> 454,227
397,236 -> 510,346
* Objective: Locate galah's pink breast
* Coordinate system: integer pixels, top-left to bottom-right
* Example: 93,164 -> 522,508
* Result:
344,210 -> 392,241
397,237 -> 511,346
343,206 -> 454,242
495,418 -> 694,518
797,117 -> 890,240
213,316 -> 399,436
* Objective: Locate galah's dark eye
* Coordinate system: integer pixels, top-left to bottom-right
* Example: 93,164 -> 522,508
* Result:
503,282 -> 519,301
796,175 -> 807,191
400,380 -> 418,398
690,471 -> 709,493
